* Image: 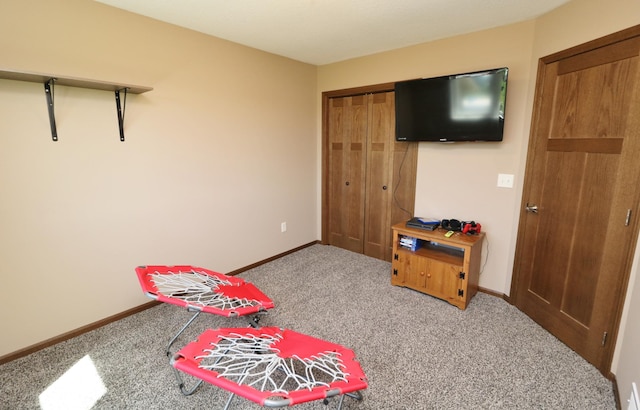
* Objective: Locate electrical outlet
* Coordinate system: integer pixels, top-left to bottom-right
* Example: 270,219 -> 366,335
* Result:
281,222 -> 287,233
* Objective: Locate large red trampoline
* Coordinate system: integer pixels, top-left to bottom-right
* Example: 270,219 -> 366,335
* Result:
171,327 -> 368,409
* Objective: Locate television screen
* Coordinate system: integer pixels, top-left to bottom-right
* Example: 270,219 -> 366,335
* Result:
395,67 -> 508,142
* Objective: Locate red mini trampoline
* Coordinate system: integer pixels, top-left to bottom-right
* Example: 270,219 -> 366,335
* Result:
135,265 -> 275,357
171,327 -> 368,410
136,265 -> 274,317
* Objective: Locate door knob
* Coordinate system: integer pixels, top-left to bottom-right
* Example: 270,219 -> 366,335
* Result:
525,203 -> 538,213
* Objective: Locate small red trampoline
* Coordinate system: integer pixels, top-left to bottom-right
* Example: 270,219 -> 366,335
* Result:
135,265 -> 275,360
135,265 -> 274,317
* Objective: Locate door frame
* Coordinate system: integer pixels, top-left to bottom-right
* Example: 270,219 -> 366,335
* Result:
320,82 -> 395,244
510,25 -> 640,376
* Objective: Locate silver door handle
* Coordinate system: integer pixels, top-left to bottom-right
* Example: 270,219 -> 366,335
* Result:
526,203 -> 538,213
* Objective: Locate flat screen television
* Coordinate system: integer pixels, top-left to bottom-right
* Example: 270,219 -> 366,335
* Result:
395,67 -> 508,142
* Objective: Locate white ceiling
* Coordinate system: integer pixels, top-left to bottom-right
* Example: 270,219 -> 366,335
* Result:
95,0 -> 571,65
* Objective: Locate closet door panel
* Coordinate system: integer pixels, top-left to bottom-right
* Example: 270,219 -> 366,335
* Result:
364,92 -> 394,260
327,98 -> 345,248
327,95 -> 367,253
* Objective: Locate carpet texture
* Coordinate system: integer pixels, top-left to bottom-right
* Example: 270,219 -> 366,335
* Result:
0,244 -> 616,409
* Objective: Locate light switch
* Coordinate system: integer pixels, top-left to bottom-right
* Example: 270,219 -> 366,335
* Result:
497,173 -> 514,188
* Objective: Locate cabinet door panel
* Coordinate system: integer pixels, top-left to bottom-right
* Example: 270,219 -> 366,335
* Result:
393,251 -> 427,289
424,259 -> 463,302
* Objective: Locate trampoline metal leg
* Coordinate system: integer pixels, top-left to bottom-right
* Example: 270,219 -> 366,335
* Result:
247,311 -> 267,328
166,310 -> 202,357
172,366 -> 204,396
223,391 -> 236,410
335,390 -> 364,409
346,390 -> 364,401
324,388 -> 363,410
171,346 -> 233,397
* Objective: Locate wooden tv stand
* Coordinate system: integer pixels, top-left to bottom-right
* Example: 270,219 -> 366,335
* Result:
391,222 -> 484,310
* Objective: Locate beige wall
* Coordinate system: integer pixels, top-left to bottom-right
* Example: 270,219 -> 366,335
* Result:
319,21 -> 536,294
318,0 -> 640,397
0,0 -> 317,356
1,0 -> 639,400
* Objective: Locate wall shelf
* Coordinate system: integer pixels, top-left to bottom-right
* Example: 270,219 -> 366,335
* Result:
0,68 -> 153,141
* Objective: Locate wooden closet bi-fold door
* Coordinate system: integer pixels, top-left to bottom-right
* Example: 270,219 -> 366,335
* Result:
363,92 -> 393,259
327,95 -> 368,253
364,92 -> 417,261
325,88 -> 417,262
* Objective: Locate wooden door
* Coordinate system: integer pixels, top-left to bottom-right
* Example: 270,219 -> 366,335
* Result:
511,27 -> 640,374
327,95 -> 368,253
363,92 -> 417,261
323,85 -> 417,261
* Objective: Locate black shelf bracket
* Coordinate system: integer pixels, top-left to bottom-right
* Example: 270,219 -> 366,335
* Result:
44,79 -> 58,141
115,88 -> 128,142
2,68 -> 151,142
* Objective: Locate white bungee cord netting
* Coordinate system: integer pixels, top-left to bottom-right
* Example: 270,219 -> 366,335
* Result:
150,269 -> 262,310
196,331 -> 349,394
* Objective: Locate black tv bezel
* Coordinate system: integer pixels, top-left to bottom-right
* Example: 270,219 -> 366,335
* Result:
394,67 -> 509,143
